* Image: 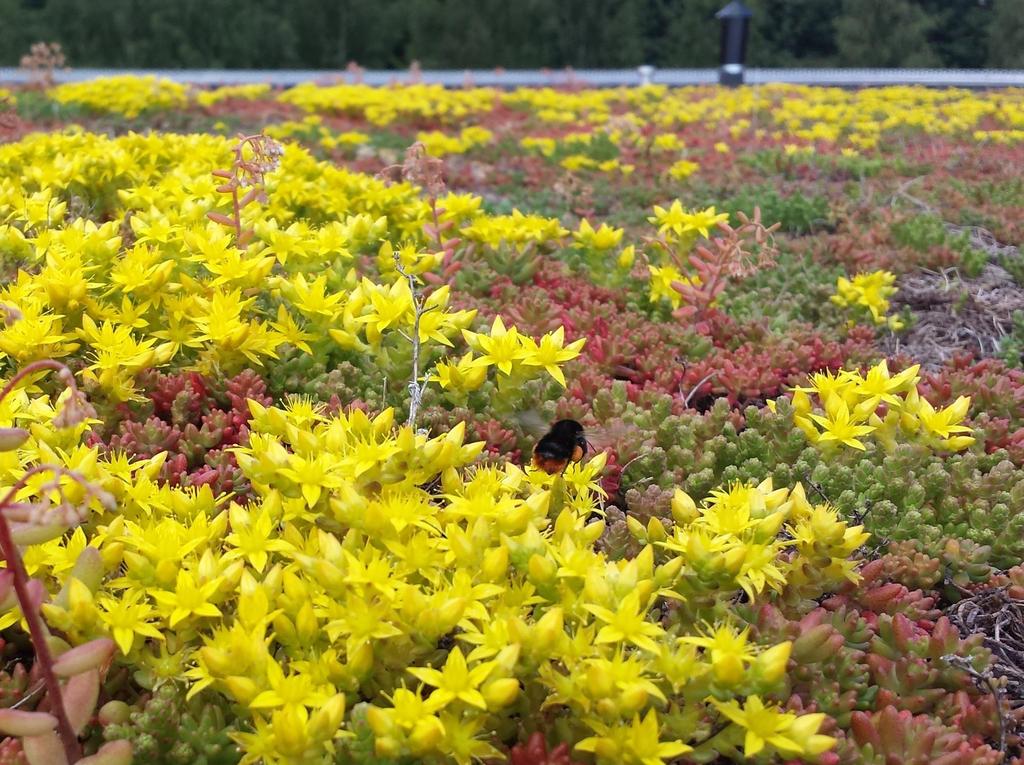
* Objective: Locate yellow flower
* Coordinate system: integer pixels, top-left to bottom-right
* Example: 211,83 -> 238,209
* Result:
648,200 -> 689,236
710,696 -> 834,757
576,709 -> 692,765
407,647 -> 495,711
682,623 -> 757,686
850,360 -> 919,407
573,219 -> 624,250
519,327 -> 585,386
97,590 -> 165,655
584,590 -> 664,653
463,315 -> 527,375
222,503 -> 294,572
666,159 -> 699,180
808,397 -> 875,450
917,395 -> 974,442
150,569 -> 223,628
249,661 -> 333,720
432,352 -> 486,393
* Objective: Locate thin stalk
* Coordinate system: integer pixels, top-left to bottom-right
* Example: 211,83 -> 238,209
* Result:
0,361 -> 90,762
394,255 -> 427,428
0,512 -> 80,761
0,359 -> 79,405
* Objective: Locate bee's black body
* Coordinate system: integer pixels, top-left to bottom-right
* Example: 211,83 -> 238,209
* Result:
531,419 -> 587,474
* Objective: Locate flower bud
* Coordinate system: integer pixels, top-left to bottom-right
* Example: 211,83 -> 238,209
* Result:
483,678 -> 520,709
481,545 -> 509,581
581,519 -> 605,544
409,716 -> 445,754
295,602 -> 319,643
223,675 -> 259,704
619,686 -> 648,715
273,707 -> 308,756
671,489 -> 698,525
365,705 -> 394,737
586,664 -> 614,698
0,427 -> 29,452
200,646 -> 235,677
654,556 -> 684,587
528,554 -> 556,585
98,700 -> 131,726
309,694 -> 346,740
272,614 -> 298,646
497,502 -> 531,535
534,607 -> 564,646
646,517 -> 668,543
348,640 -> 374,678
375,735 -> 404,758
711,653 -> 746,687
626,515 -> 647,541
752,641 -> 791,684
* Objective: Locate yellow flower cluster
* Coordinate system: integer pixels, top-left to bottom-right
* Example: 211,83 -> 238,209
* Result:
559,154 -> 636,175
777,361 -> 975,453
831,270 -> 903,330
0,131 -> 579,403
37,76 -> 1024,149
460,209 -> 569,250
194,83 -> 272,108
280,82 -> 497,126
263,116 -> 370,152
415,125 -> 494,156
1,383 -> 846,763
643,201 -> 730,308
49,75 -> 189,117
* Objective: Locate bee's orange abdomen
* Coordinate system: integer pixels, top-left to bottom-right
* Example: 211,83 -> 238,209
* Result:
532,454 -> 570,474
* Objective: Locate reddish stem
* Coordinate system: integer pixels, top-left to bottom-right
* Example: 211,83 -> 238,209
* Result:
0,361 -> 85,761
429,198 -> 444,252
0,510 -> 80,761
0,359 -> 79,406
231,184 -> 243,245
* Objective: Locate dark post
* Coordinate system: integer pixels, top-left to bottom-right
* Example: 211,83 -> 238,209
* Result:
716,1 -> 753,87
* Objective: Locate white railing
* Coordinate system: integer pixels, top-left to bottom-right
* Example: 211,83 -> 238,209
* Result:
1,67 -> 1024,88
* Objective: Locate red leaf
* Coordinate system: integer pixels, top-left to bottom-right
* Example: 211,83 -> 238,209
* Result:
206,212 -> 236,228
238,187 -> 261,208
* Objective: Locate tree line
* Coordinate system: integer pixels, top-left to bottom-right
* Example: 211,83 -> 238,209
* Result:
1,0 -> 1022,70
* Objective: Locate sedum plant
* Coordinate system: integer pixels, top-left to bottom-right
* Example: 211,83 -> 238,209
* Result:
643,202 -> 779,321
831,270 -> 904,330
771,360 -> 975,454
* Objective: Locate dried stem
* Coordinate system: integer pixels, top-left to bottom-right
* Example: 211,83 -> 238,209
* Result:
393,255 -> 430,429
682,370 -> 718,408
941,653 -> 1007,756
208,133 -> 284,249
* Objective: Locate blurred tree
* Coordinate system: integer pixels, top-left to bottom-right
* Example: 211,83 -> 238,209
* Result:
987,0 -> 1024,67
917,0 -> 989,68
647,0 -> 721,67
746,0 -> 839,67
835,0 -> 941,67
0,0 -> 1009,71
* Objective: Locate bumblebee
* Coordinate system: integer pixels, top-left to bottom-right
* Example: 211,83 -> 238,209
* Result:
531,419 -> 588,474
